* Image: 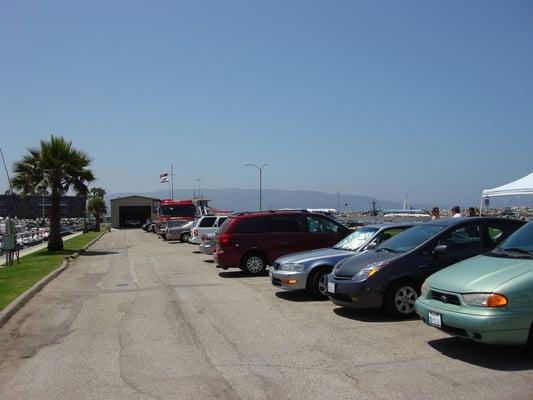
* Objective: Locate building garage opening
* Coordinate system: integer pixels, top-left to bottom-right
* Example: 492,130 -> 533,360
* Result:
119,206 -> 151,227
110,195 -> 160,229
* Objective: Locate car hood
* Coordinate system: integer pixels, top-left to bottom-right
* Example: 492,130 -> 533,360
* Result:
428,254 -> 533,293
333,251 -> 398,278
275,248 -> 355,265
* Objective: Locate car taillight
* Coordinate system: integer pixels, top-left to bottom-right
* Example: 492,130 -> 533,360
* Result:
218,233 -> 232,245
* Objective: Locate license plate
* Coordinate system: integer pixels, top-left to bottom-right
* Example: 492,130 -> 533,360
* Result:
327,282 -> 335,294
428,311 -> 442,328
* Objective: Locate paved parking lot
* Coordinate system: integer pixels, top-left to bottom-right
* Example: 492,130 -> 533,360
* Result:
0,229 -> 532,399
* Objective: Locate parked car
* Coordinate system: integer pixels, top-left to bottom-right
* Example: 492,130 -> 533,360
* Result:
165,221 -> 194,242
142,220 -> 153,231
160,220 -> 187,239
60,226 -> 76,237
415,221 -> 533,345
271,223 -> 414,297
189,216 -> 228,244
214,210 -> 351,275
327,217 -> 525,318
84,220 -> 99,232
199,233 -> 216,255
125,219 -> 141,228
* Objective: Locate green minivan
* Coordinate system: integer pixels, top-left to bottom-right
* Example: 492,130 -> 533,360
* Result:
415,221 -> 533,345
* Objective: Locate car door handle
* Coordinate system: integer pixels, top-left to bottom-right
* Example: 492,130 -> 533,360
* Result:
417,264 -> 429,269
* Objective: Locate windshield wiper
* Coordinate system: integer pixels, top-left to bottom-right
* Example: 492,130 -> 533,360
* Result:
500,247 -> 533,257
377,247 -> 398,254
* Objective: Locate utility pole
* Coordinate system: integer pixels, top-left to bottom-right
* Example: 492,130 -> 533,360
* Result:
371,198 -> 378,216
0,147 -> 12,192
245,163 -> 268,211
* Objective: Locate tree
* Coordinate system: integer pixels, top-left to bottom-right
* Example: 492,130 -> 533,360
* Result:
89,187 -> 106,199
87,187 -> 107,227
11,135 -> 95,251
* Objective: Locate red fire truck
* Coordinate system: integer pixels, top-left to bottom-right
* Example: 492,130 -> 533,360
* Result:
155,198 -> 229,233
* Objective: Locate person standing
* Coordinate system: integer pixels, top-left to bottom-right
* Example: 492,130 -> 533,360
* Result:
451,206 -> 462,218
431,207 -> 440,220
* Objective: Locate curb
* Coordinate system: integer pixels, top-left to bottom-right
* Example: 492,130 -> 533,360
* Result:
0,230 -> 108,329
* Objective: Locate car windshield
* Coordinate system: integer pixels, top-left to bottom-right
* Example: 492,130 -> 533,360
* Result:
376,224 -> 444,253
333,227 -> 378,251
495,222 -> 533,256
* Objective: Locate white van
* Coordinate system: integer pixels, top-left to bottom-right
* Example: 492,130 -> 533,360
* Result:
189,215 -> 228,244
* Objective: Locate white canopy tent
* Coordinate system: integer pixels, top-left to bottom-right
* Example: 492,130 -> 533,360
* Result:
481,172 -> 533,214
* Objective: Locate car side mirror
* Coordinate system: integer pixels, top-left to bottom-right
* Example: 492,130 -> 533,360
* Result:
433,244 -> 448,255
366,242 -> 377,250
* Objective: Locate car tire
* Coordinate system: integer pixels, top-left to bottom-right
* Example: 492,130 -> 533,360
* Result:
180,232 -> 191,243
308,267 -> 331,299
384,280 -> 420,319
241,252 -> 267,276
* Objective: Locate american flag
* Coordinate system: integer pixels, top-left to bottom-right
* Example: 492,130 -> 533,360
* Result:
160,173 -> 169,183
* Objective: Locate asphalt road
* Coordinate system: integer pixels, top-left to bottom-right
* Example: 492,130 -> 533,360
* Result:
0,229 -> 532,400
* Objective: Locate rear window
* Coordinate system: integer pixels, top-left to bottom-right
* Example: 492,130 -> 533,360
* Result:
232,217 -> 267,233
269,215 -> 305,233
199,217 -> 216,227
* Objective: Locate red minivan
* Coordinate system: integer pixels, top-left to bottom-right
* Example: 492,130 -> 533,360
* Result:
214,210 -> 350,275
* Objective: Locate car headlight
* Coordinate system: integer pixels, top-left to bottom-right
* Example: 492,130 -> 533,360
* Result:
421,281 -> 429,297
279,263 -> 304,272
462,293 -> 508,308
352,261 -> 389,282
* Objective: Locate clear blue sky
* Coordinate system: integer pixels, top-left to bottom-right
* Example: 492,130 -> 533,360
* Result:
1,0 -> 532,206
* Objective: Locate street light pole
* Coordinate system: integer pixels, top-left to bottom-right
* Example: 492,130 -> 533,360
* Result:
245,163 -> 268,211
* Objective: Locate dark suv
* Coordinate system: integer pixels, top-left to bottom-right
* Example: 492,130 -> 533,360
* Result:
214,210 -> 351,275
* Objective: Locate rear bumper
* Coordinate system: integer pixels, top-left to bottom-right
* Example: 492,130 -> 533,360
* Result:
214,249 -> 241,269
270,270 -> 308,291
199,244 -> 214,255
189,236 -> 202,244
415,297 -> 531,345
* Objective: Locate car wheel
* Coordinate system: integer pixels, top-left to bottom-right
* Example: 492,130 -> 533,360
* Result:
385,280 -> 420,319
242,253 -> 266,275
308,267 -> 331,299
180,232 -> 191,243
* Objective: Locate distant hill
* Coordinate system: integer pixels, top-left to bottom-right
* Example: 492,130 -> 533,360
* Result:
107,188 -> 432,212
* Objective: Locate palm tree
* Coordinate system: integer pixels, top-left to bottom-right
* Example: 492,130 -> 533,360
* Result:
11,136 -> 95,251
87,187 -> 107,228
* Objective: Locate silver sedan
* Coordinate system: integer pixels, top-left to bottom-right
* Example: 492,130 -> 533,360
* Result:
271,223 -> 414,298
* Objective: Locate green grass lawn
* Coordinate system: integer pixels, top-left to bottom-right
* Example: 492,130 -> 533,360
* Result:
0,231 -> 104,311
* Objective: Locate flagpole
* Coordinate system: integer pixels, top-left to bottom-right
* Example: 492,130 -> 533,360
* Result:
171,163 -> 174,200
